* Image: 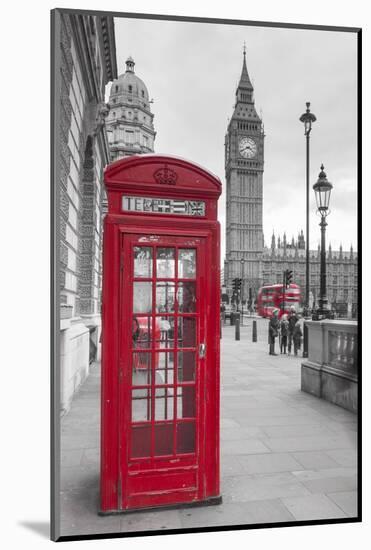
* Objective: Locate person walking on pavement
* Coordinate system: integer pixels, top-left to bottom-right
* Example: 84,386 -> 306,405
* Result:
268,308 -> 280,356
280,313 -> 289,354
293,320 -> 303,356
287,306 -> 299,355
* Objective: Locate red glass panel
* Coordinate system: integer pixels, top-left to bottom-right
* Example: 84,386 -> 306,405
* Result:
177,386 -> 196,418
177,351 -> 196,382
154,423 -> 174,456
176,422 -> 196,454
131,424 -> 151,458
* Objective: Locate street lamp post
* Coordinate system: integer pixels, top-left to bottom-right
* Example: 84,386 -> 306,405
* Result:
240,258 -> 245,325
300,102 -> 316,357
313,164 -> 333,319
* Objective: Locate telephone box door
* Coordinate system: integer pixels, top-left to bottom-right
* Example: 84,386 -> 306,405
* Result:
120,233 -> 208,510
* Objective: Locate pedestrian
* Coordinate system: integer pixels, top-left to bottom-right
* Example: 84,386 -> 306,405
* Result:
268,308 -> 280,356
280,313 -> 289,354
220,303 -> 226,324
287,306 -> 298,355
293,320 -> 303,356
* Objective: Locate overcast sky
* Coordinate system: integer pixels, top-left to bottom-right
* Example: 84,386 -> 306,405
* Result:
107,16 -> 358,261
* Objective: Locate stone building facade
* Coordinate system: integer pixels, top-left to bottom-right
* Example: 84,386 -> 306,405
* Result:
105,56 -> 156,161
57,11 -> 117,413
262,233 -> 358,318
224,49 -> 265,298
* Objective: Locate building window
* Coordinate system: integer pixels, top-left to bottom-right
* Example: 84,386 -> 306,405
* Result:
115,85 -> 118,93
344,289 -> 348,301
128,85 -> 132,93
141,90 -> 145,97
125,131 -> 134,144
333,276 -> 337,285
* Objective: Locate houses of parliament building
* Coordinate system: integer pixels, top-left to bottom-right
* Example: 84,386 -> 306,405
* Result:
224,50 -> 358,318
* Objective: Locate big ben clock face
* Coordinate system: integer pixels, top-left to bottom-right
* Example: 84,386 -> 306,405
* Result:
239,137 -> 257,159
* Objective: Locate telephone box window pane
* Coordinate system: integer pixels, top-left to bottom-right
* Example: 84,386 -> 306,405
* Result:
155,387 -> 174,420
178,249 -> 196,279
155,352 -> 174,385
177,386 -> 196,418
133,282 -> 152,313
154,423 -> 174,456
132,388 -> 152,422
155,316 -> 175,348
178,317 -> 196,348
176,422 -> 195,454
178,282 -> 196,313
132,316 -> 152,349
134,247 -> 152,278
156,282 -> 175,313
177,351 -> 196,382
132,352 -> 151,385
131,424 -> 151,458
156,248 -> 175,278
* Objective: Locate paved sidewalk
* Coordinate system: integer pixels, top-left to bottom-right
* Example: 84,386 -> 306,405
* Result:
59,318 -> 357,537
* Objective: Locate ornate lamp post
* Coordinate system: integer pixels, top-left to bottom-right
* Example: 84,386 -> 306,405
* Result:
299,102 -> 317,314
240,258 -> 245,325
300,102 -> 316,356
312,164 -> 333,320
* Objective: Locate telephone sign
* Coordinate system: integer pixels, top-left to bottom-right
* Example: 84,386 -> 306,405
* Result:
122,196 -> 206,216
100,154 -> 222,513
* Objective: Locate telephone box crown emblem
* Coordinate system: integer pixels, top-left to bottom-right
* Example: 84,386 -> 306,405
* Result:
153,164 -> 177,185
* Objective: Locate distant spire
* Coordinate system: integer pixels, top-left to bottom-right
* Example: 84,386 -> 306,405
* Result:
350,244 -> 354,260
238,46 -> 253,90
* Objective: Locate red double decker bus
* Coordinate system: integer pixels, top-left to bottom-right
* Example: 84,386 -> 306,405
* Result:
256,283 -> 301,319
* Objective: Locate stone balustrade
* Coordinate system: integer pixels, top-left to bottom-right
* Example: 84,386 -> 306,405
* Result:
301,319 -> 358,412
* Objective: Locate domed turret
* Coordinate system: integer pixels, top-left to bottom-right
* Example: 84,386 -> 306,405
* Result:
109,57 -> 151,106
106,57 -> 156,161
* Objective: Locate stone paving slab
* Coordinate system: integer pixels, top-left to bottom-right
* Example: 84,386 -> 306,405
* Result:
327,491 -> 358,516
281,494 -> 347,521
58,318 -> 358,537
292,451 -> 343,470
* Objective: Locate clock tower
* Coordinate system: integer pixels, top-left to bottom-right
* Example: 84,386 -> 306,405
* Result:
225,48 -> 264,301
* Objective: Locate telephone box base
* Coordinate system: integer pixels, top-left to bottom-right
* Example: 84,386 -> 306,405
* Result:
98,495 -> 222,516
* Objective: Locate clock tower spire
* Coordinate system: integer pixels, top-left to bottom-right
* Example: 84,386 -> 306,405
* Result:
224,49 -> 265,301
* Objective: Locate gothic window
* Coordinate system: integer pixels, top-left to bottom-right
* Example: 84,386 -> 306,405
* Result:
128,85 -> 132,93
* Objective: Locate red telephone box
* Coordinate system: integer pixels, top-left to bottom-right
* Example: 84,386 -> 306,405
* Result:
100,154 -> 222,513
